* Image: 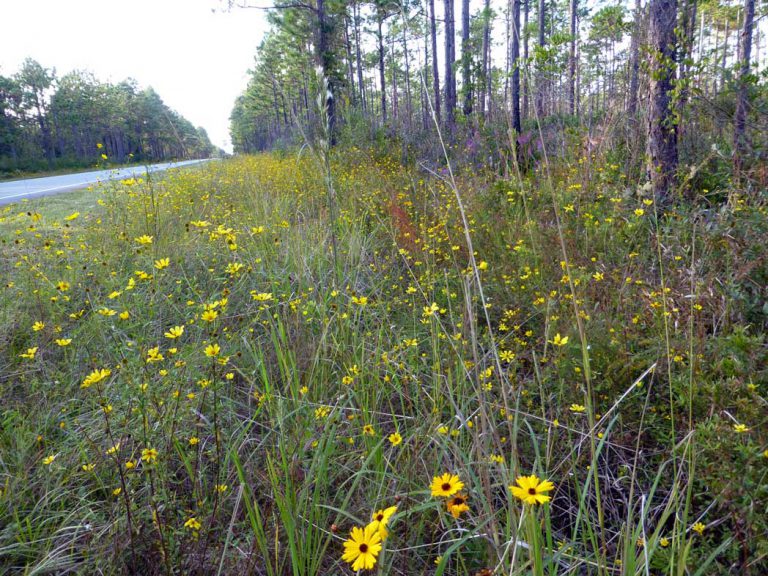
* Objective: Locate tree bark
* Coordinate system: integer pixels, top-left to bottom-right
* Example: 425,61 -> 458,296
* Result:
535,0 -> 546,117
568,0 -> 577,115
423,20 -> 430,129
462,0 -> 472,116
480,0 -> 492,118
344,14 -> 356,107
392,35 -> 398,123
444,0 -> 456,127
353,2 -> 366,111
733,0 -> 755,180
523,0 -> 529,120
646,0 -> 678,203
627,0 -> 642,119
510,0 -> 522,134
677,0 -> 697,141
720,20 -> 730,94
402,23 -> 413,130
429,0 -> 442,123
378,14 -> 387,124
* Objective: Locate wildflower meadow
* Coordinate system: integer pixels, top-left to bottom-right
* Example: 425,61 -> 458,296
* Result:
0,147 -> 766,574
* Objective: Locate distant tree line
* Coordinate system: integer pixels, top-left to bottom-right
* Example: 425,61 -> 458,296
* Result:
229,0 -> 766,201
0,58 -> 215,176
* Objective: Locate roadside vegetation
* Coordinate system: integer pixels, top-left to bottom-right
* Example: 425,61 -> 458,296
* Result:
0,141 -> 765,574
2,0 -> 767,570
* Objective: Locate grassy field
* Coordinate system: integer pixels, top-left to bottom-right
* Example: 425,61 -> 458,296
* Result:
0,150 -> 765,575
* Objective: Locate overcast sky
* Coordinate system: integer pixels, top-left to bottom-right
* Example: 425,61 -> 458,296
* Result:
0,0 -> 269,152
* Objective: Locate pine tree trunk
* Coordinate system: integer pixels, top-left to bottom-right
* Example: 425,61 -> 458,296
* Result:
429,0 -> 442,123
733,0 -> 755,181
568,0 -> 577,115
510,0 -> 522,133
677,0 -> 698,142
378,15 -> 387,124
535,0 -> 546,117
480,0 -> 491,119
392,37 -> 398,123
423,24 -> 430,129
354,2 -> 366,111
646,0 -> 678,203
720,20 -> 730,94
344,15 -> 356,107
444,0 -> 456,127
627,0 -> 642,119
462,0 -> 472,116
523,0 -> 529,121
402,23 -> 413,130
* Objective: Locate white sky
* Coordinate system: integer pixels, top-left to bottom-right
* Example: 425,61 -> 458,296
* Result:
0,0 -> 270,152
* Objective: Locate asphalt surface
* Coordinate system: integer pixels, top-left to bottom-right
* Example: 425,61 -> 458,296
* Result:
0,159 -> 211,205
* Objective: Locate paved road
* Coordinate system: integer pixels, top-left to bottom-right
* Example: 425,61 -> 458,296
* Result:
0,159 -> 211,205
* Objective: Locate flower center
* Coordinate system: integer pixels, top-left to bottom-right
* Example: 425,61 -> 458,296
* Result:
442,482 -> 451,491
375,514 -> 384,521
359,543 -> 369,554
528,487 -> 537,495
453,497 -> 465,505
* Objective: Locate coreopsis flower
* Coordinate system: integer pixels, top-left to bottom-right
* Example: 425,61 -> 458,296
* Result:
430,473 -> 464,498
341,523 -> 382,571
251,291 -> 273,302
141,447 -> 158,463
154,258 -> 170,270
388,432 -> 402,446
184,517 -> 202,531
509,475 -> 554,505
164,325 -> 184,339
446,493 -> 470,518
201,309 -> 218,322
422,302 -> 440,317
19,347 -> 38,360
549,333 -> 569,346
81,368 -> 111,388
369,505 -> 397,539
145,347 -> 164,363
